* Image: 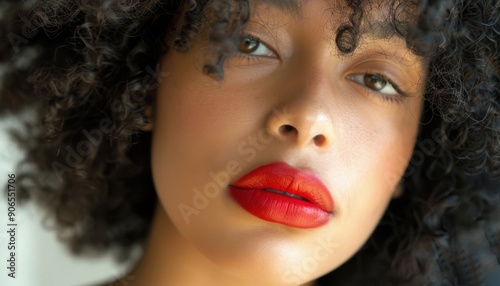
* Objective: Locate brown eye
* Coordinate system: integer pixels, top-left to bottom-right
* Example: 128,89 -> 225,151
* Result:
363,74 -> 387,91
239,36 -> 259,53
348,74 -> 401,96
237,35 -> 276,57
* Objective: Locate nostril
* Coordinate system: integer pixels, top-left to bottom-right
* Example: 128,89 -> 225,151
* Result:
313,134 -> 326,146
277,125 -> 327,146
279,124 -> 297,134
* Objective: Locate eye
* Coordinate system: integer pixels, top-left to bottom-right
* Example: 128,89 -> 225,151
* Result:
348,74 -> 402,96
238,35 -> 276,58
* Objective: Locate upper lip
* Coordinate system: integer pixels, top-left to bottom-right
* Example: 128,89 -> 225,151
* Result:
229,162 -> 334,212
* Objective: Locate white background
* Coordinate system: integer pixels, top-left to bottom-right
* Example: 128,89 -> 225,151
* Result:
0,113 -> 132,286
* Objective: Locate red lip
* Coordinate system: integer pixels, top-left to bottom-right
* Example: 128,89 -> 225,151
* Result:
228,162 -> 334,228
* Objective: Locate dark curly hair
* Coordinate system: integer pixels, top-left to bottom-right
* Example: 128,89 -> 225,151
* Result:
1,0 -> 499,284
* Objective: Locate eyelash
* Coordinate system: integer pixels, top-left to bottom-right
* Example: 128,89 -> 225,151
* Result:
348,72 -> 409,104
236,34 -> 277,62
236,51 -> 261,63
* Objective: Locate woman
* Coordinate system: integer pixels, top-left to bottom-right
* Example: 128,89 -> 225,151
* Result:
1,0 -> 499,285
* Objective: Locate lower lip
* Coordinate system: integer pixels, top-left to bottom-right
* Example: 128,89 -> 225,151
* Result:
228,187 -> 331,228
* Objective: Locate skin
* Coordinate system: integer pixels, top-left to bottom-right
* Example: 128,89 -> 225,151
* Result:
127,1 -> 426,285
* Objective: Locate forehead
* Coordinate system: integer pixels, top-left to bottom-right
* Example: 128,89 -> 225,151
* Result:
258,0 -> 304,12
251,0 -> 415,41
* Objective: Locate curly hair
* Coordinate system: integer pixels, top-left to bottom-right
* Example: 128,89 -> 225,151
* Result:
1,0 -> 499,284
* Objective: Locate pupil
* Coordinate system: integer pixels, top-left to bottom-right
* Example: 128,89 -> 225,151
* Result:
364,74 -> 386,90
240,36 -> 258,53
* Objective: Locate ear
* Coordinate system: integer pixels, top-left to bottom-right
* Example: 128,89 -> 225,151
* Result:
391,181 -> 404,199
139,106 -> 154,132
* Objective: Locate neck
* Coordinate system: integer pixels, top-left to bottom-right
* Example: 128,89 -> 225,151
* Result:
127,203 -> 316,286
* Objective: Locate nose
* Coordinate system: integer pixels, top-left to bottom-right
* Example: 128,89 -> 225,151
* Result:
265,81 -> 335,149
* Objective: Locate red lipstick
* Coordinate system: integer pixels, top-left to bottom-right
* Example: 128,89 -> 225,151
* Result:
228,162 -> 334,228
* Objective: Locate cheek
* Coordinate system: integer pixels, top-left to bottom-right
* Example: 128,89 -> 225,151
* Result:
351,105 -> 419,201
322,98 -> 422,261
151,81 -> 220,224
152,69 -> 253,162
342,129 -> 411,224
343,94 -> 422,187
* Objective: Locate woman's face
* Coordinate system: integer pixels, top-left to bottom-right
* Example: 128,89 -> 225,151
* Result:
150,0 -> 425,284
